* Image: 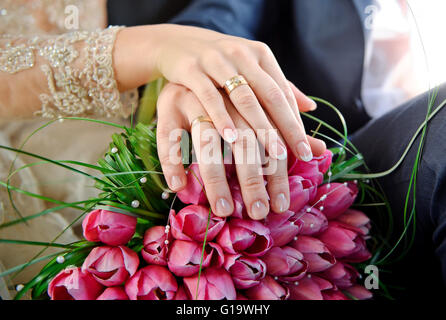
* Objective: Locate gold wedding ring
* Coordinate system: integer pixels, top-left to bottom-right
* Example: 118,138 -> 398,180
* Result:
223,75 -> 249,94
190,115 -> 213,128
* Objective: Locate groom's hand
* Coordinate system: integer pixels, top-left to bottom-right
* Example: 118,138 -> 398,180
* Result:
156,83 -> 326,220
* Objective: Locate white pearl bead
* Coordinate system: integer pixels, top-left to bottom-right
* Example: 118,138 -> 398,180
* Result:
140,177 -> 147,184
56,255 -> 65,264
16,284 -> 24,291
164,240 -> 169,245
327,171 -> 332,177
293,236 -> 298,241
309,223 -> 315,228
319,206 -> 324,211
161,191 -> 169,200
131,200 -> 140,208
294,281 -> 299,286
320,194 -> 327,201
327,183 -> 331,189
274,276 -> 278,280
111,147 -> 118,154
306,207 -> 312,213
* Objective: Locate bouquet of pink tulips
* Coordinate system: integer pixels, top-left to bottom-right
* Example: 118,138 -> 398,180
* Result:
44,146 -> 373,300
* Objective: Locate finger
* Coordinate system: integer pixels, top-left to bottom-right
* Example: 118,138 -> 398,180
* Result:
183,91 -> 234,217
223,95 -> 270,220
307,135 -> 327,157
235,62 -> 313,162
288,80 -> 317,112
200,52 -> 288,161
157,84 -> 189,191
182,72 -> 238,144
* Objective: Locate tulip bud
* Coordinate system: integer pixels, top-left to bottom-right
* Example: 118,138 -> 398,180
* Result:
291,236 -> 336,272
262,246 -> 307,282
177,164 -> 207,205
289,176 -> 317,212
336,209 -> 371,235
174,285 -> 189,300
315,150 -> 333,174
264,210 -> 302,247
245,276 -> 289,300
224,254 -> 267,289
318,222 -> 371,263
295,206 -> 328,236
289,157 -> 323,187
229,179 -> 247,219
168,240 -> 224,277
82,209 -> 137,246
287,275 -> 333,300
141,226 -> 169,265
170,205 -> 225,242
311,182 -> 358,220
97,287 -> 129,300
183,268 -> 236,300
217,219 -> 272,257
82,246 -> 139,287
125,265 -> 178,300
322,289 -> 349,300
343,285 -> 373,300
48,267 -> 103,300
319,262 -> 358,289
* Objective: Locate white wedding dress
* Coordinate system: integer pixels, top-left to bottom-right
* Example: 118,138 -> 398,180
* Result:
0,0 -> 138,298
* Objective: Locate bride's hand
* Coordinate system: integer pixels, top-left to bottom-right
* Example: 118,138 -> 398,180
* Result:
113,25 -> 317,162
156,83 -> 326,220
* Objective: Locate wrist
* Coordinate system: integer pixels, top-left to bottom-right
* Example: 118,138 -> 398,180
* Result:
113,26 -> 162,91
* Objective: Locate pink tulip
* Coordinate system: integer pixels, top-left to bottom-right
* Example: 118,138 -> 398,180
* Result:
315,150 -> 333,174
262,246 -> 307,282
174,285 -> 189,300
229,179 -> 247,219
82,209 -> 137,246
322,289 -> 349,300
170,205 -> 225,242
245,276 -> 289,300
319,262 -> 358,289
125,265 -> 178,300
224,254 -> 267,289
291,236 -> 336,272
289,157 -> 323,187
311,182 -> 358,220
318,222 -> 371,263
289,176 -> 317,212
141,226 -> 169,265
288,275 -> 333,300
168,240 -> 224,276
295,206 -> 328,236
183,268 -> 236,300
48,267 -> 103,300
97,287 -> 129,300
177,164 -> 208,205
336,209 -> 371,235
82,246 -> 139,287
288,150 -> 332,183
217,219 -> 272,257
264,210 -> 302,247
343,285 -> 373,300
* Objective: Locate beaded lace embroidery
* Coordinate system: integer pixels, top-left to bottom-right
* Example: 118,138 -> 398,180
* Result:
0,0 -> 137,118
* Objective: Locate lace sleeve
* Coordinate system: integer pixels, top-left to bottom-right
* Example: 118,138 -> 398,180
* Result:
0,26 -> 137,118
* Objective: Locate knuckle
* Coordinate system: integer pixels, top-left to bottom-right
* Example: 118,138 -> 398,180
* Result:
235,92 -> 258,110
243,175 -> 264,190
199,87 -> 220,105
181,57 -> 199,73
268,174 -> 288,186
253,41 -> 272,57
203,173 -> 227,188
264,86 -> 284,105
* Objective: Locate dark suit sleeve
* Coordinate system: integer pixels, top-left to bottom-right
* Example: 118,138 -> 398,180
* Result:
169,0 -> 266,39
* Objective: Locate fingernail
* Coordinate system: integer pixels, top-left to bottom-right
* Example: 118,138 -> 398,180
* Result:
275,193 -> 288,213
171,175 -> 183,190
223,128 -> 238,143
270,142 -> 288,161
251,200 -> 268,220
308,99 -> 317,110
297,141 -> 313,162
216,198 -> 233,216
